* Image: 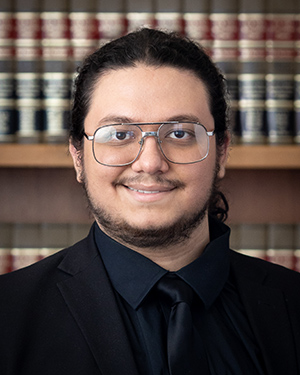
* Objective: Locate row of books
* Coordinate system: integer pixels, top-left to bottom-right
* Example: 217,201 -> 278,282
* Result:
0,222 -> 299,274
0,222 -> 91,274
0,0 -> 300,144
230,223 -> 300,272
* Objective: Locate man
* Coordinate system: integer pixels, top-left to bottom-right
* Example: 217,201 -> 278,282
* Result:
0,28 -> 300,374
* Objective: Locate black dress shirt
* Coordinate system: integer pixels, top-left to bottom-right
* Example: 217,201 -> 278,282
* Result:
95,218 -> 265,375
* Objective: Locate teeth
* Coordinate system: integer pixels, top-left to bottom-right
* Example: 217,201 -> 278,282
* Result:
127,186 -> 160,194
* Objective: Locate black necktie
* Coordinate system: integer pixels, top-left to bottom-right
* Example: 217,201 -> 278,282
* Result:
156,273 -> 199,375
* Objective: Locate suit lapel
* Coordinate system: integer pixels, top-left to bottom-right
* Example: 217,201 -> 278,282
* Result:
230,251 -> 298,375
57,229 -> 140,375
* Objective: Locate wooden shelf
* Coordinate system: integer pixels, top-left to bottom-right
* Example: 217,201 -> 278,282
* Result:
0,144 -> 71,168
227,145 -> 300,169
0,143 -> 300,169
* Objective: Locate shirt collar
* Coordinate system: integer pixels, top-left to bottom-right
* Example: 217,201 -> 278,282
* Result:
95,217 -> 230,311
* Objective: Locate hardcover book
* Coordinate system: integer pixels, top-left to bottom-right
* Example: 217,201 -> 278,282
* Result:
15,0 -> 42,143
0,1 -> 16,142
238,0 -> 267,144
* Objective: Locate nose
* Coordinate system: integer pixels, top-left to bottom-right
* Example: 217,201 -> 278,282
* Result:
131,135 -> 169,174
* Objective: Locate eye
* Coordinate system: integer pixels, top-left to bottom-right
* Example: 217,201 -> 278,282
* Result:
166,129 -> 195,140
169,130 -> 189,139
115,131 -> 129,140
95,127 -> 136,144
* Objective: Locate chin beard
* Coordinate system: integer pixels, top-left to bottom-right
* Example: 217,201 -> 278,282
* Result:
80,170 -> 220,249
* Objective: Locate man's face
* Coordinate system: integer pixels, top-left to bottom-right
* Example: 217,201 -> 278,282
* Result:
70,64 -> 228,248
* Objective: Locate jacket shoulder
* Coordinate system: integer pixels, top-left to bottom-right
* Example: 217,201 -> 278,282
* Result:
230,249 -> 300,290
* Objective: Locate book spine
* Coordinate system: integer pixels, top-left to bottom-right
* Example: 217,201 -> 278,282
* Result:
11,248 -> 41,271
70,0 -> 99,71
236,223 -> 267,260
182,0 -> 212,52
295,10 -> 300,144
0,223 -> 13,274
266,223 -> 295,269
0,10 -> 16,142
238,0 -> 267,144
265,0 -> 296,144
96,0 -> 127,45
0,249 -> 11,274
210,0 -> 239,143
266,249 -> 295,270
126,0 -> 155,33
41,5 -> 72,143
11,222 -> 41,271
155,0 -> 184,34
15,8 -> 43,143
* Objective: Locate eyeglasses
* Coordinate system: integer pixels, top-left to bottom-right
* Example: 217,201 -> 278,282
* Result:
83,121 -> 215,167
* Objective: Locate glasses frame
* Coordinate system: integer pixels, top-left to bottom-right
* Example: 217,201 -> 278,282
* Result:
83,121 -> 215,167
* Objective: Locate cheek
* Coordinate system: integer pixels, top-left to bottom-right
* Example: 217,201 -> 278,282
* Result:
179,163 -> 216,202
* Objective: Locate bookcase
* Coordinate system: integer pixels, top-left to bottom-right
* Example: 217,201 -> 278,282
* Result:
0,0 -> 300,273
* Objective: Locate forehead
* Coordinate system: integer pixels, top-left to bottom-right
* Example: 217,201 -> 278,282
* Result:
85,64 -> 213,129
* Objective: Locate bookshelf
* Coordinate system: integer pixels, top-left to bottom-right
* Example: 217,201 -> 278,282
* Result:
0,144 -> 299,169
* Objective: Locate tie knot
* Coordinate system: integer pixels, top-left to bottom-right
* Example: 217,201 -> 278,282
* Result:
156,273 -> 195,307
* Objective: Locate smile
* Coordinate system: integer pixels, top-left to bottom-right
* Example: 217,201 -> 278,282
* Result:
126,186 -> 161,194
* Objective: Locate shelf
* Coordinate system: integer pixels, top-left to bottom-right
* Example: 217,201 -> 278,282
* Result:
0,143 -> 300,169
227,145 -> 300,169
0,144 -> 72,168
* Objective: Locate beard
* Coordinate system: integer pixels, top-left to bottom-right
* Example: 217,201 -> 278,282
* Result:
80,167 -> 220,249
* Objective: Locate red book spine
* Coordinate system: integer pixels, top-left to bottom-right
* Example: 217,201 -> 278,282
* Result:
96,13 -> 127,45
96,0 -> 127,44
266,249 -> 295,270
154,0 -> 183,34
0,249 -> 12,274
182,0 -> 211,50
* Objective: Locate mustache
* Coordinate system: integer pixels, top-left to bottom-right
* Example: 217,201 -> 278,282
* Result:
113,175 -> 186,190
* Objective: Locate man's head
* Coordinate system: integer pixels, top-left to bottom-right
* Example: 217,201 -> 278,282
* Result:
69,28 -> 230,249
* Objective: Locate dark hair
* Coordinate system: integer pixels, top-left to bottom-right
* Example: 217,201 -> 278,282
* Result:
70,28 -> 230,221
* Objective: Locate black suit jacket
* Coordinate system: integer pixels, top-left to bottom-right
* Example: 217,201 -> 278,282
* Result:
1,225 -> 300,375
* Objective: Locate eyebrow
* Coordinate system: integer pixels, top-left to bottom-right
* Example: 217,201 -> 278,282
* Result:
96,114 -> 202,126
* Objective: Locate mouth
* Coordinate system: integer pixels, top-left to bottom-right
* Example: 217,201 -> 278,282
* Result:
126,186 -> 162,194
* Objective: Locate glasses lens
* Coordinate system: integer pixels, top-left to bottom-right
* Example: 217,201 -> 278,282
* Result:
159,123 -> 209,164
93,124 -> 141,166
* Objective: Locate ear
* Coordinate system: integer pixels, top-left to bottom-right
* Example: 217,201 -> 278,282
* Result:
69,141 -> 84,183
217,132 -> 231,179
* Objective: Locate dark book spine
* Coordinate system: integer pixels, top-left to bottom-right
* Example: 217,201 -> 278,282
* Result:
238,0 -> 267,144
265,0 -> 296,144
295,6 -> 300,144
182,0 -> 212,53
41,0 -> 71,143
15,1 -> 42,143
0,8 -> 16,143
96,0 -> 127,45
155,0 -> 184,34
210,0 -> 239,143
126,0 -> 155,33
